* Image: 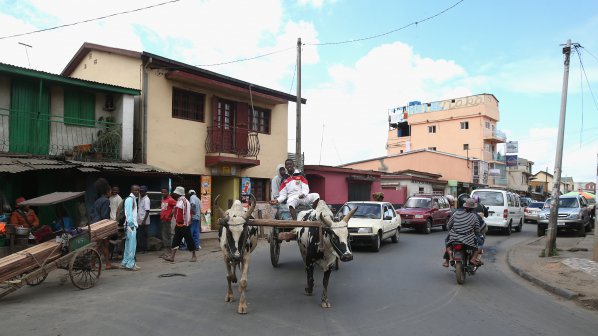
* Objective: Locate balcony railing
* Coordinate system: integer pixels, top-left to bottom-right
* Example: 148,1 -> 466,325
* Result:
0,109 -> 122,161
205,126 -> 260,158
483,129 -> 506,142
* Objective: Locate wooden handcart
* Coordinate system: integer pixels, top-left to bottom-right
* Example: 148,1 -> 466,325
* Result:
0,192 -> 115,299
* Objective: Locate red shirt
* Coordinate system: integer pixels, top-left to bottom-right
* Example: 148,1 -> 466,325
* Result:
160,196 -> 176,222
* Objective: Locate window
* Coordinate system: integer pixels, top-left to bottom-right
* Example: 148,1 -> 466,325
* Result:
172,87 -> 205,122
428,147 -> 436,151
249,106 -> 271,133
460,121 -> 469,129
485,144 -> 491,152
418,187 -> 424,193
463,144 -> 469,150
64,89 -> 95,126
485,121 -> 490,129
252,179 -> 267,201
428,125 -> 436,133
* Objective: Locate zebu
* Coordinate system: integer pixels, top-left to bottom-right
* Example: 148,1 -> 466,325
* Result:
215,195 -> 258,314
296,199 -> 357,308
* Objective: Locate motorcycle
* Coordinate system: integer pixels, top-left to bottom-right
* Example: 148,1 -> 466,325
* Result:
449,241 -> 482,285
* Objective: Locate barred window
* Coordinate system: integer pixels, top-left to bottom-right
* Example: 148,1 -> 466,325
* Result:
172,87 -> 205,122
249,107 -> 271,134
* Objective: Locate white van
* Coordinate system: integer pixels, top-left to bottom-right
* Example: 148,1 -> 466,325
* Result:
470,189 -> 524,235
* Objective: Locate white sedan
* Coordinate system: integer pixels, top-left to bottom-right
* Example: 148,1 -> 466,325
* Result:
336,201 -> 401,252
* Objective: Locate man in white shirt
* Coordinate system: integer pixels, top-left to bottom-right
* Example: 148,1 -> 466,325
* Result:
137,185 -> 151,253
109,186 -> 123,221
189,189 -> 201,250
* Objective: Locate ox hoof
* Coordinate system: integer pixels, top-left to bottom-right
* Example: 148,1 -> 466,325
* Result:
304,288 -> 314,296
225,294 -> 235,302
237,305 -> 248,314
321,301 -> 332,308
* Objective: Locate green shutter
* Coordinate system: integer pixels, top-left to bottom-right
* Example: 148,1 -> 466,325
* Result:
64,89 -> 94,127
9,79 -> 50,154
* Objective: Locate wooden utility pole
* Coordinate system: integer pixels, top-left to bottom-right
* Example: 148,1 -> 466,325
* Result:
295,38 -> 302,169
545,39 -> 572,256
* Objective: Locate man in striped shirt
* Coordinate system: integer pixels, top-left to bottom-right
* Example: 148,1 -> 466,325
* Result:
443,198 -> 481,267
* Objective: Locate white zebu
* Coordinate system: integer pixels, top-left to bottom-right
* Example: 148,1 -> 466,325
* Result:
215,195 -> 258,314
296,199 -> 357,308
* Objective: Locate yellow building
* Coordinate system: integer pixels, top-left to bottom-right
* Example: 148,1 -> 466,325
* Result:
62,43 -> 303,224
387,94 -> 507,188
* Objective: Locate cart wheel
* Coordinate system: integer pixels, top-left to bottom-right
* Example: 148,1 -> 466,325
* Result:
270,231 -> 281,267
69,247 -> 102,290
26,269 -> 48,286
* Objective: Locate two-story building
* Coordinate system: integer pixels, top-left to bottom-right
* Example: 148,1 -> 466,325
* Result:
507,157 -> 534,195
0,62 -> 176,224
61,43 -> 304,228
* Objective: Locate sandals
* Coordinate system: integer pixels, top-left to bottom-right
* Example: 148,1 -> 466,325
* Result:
442,260 -> 449,267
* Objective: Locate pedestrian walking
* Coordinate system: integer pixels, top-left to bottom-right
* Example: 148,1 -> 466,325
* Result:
159,188 -> 176,254
162,186 -> 197,262
122,185 -> 140,271
137,185 -> 150,253
189,189 -> 201,250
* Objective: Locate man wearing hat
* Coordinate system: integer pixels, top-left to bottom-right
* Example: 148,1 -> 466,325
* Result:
163,186 -> 197,262
10,197 -> 40,230
188,189 -> 201,250
137,185 -> 151,253
442,198 -> 482,267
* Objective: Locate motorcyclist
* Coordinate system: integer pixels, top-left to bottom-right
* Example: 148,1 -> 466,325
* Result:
442,198 -> 481,267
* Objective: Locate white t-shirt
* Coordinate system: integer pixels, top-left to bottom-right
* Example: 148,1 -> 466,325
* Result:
137,195 -> 151,225
109,194 -> 123,221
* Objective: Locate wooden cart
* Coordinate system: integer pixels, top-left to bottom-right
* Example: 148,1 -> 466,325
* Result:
0,192 -> 111,299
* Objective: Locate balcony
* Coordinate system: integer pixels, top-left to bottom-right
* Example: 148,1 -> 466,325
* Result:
204,126 -> 260,168
483,129 -> 506,143
1,110 -> 123,161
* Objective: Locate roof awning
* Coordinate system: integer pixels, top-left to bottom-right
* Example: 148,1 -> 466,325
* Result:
18,191 -> 85,206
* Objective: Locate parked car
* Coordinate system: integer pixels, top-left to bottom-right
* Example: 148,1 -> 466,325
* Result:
524,201 -> 545,223
520,197 -> 534,207
470,189 -> 524,235
337,201 -> 400,252
396,194 -> 451,234
537,195 -> 591,237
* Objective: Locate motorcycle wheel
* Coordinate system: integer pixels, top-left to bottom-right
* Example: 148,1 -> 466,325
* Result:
455,262 -> 466,285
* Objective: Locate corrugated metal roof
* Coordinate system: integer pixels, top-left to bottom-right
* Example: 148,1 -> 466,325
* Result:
0,156 -> 170,175
0,157 -> 76,173
19,191 -> 85,206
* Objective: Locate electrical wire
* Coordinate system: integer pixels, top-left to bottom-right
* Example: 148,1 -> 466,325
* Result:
0,0 -> 182,41
574,47 -> 598,116
195,47 -> 295,67
305,0 -> 464,46
289,60 -> 297,94
578,47 -> 584,147
581,47 -> 598,64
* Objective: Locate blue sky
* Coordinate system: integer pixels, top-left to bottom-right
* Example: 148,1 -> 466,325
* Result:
0,0 -> 597,181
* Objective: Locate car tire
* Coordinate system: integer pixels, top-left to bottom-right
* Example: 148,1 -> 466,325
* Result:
372,232 -> 381,252
537,225 -> 546,237
515,219 -> 523,233
422,219 -> 432,234
578,223 -> 587,237
391,228 -> 399,243
505,222 -> 512,236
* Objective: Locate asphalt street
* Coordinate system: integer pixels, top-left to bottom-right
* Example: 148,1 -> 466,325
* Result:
1,224 -> 597,336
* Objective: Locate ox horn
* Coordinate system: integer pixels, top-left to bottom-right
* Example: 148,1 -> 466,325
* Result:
214,195 -> 229,221
319,213 -> 335,228
342,207 -> 358,223
242,194 -> 257,221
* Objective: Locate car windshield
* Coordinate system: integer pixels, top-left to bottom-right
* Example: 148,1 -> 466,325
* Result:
528,202 -> 544,209
403,197 -> 431,209
345,203 -> 381,219
473,191 -> 504,206
544,198 -> 579,208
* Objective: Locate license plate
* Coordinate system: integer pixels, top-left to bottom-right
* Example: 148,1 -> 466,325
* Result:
453,251 -> 463,260
402,220 -> 410,225
557,222 -> 566,226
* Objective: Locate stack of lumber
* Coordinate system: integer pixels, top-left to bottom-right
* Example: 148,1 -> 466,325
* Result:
87,219 -> 118,241
0,241 -> 61,283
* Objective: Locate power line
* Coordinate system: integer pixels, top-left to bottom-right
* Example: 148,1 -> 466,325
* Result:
195,47 -> 295,67
305,0 -> 464,46
574,46 -> 598,116
289,62 -> 297,94
0,0 -> 182,41
581,47 -> 598,63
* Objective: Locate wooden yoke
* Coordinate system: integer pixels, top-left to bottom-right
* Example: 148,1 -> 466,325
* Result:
247,219 -> 322,228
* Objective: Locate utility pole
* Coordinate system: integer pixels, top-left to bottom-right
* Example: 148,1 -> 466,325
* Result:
545,39 -> 572,257
295,38 -> 302,169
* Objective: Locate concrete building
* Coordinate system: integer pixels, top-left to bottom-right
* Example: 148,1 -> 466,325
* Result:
387,93 -> 507,188
62,43 -> 303,229
507,157 -> 534,195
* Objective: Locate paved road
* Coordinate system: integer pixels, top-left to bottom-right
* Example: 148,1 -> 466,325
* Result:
2,224 -> 597,336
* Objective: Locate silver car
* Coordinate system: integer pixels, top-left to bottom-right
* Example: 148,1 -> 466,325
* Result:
537,196 -> 591,236
524,201 -> 544,223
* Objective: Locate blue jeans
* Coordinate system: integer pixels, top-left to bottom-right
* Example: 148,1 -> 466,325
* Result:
190,219 -> 200,248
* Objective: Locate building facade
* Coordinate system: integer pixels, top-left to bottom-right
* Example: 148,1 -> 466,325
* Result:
387,94 -> 507,188
62,43 -> 303,228
507,157 -> 534,195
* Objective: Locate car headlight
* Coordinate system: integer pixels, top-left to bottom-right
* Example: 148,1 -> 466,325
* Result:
539,214 -> 547,219
357,227 -> 372,233
414,215 -> 424,219
569,213 -> 579,219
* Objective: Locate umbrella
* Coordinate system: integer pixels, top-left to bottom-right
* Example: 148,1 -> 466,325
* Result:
564,190 -> 595,199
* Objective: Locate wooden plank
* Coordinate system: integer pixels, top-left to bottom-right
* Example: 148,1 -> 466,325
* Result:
247,219 -> 323,228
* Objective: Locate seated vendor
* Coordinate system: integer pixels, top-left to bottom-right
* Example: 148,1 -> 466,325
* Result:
9,197 -> 40,230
